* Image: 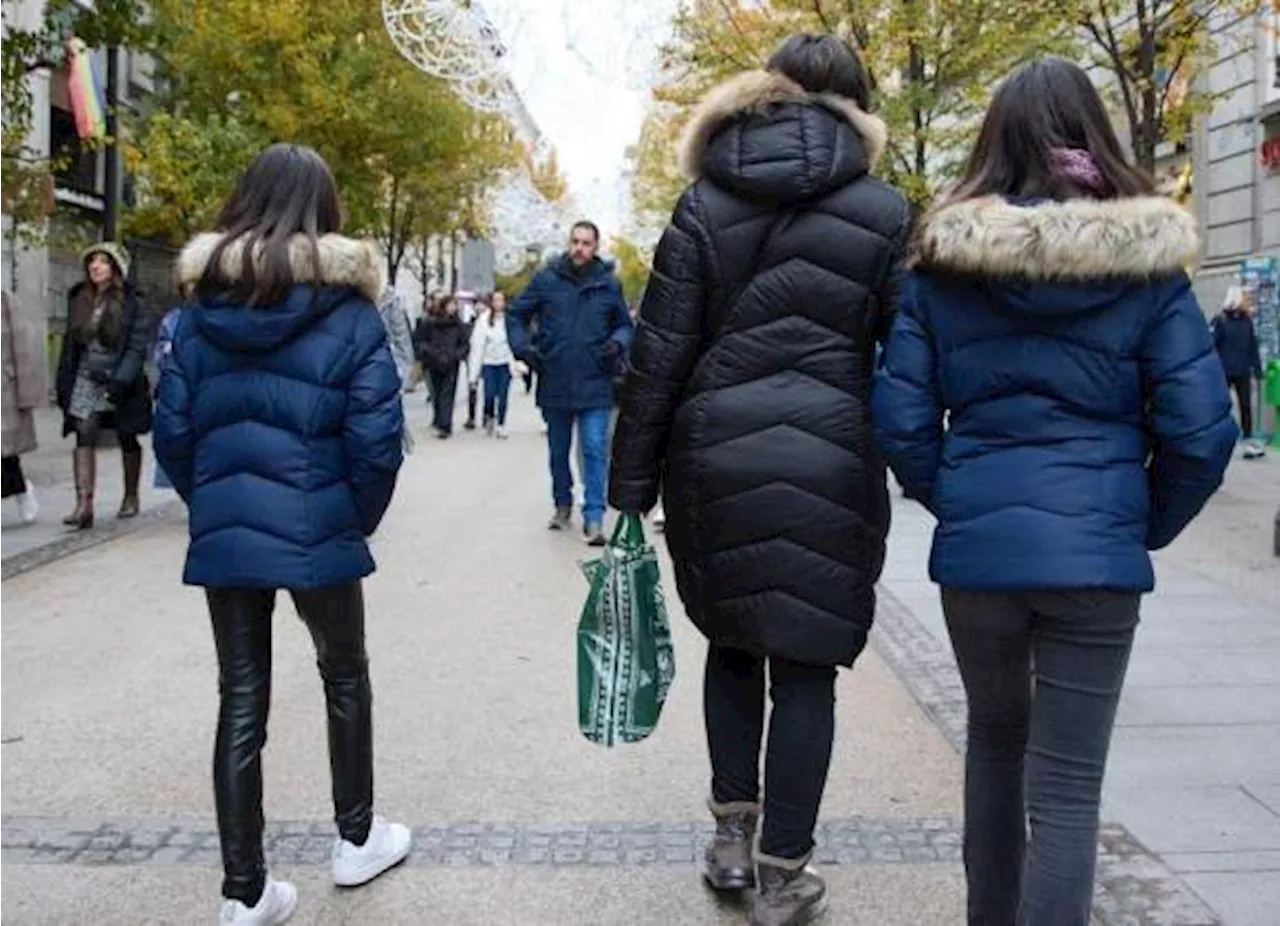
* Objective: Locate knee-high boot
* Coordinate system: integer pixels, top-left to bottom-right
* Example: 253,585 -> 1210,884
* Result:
62,448 -> 96,530
118,448 -> 142,518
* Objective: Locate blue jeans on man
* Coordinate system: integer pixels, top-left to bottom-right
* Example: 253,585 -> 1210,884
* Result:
542,407 -> 611,528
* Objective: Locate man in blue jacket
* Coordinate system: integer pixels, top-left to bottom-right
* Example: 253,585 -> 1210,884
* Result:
508,221 -> 633,545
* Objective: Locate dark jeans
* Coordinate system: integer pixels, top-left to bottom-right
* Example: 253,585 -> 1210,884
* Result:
206,582 -> 374,906
942,588 -> 1140,926
1,455 -> 26,498
703,644 -> 837,860
481,363 -> 512,426
1229,376 -> 1253,438
428,366 -> 459,434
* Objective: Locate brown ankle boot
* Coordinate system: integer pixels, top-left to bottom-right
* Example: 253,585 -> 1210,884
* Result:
752,851 -> 827,926
62,448 -> 96,530
702,799 -> 759,892
117,448 -> 141,518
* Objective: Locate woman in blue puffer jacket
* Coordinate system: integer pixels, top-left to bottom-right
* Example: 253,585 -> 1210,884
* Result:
872,59 -> 1236,926
155,144 -> 408,926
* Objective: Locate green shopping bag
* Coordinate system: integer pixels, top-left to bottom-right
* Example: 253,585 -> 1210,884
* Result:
577,513 -> 676,746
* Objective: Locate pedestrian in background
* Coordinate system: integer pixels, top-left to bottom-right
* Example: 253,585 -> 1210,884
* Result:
154,142 -> 408,926
377,285 -> 417,455
2,290 -> 45,524
873,57 -> 1237,926
610,33 -> 909,926
150,305 -> 182,490
468,290 -> 515,438
53,241 -> 153,529
414,294 -> 470,439
508,220 -> 633,546
1212,285 -> 1262,442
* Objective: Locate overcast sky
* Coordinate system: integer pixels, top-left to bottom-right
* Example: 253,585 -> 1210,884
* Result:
492,0 -> 678,239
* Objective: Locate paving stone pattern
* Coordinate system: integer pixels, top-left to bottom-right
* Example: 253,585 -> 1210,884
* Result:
871,588 -> 1222,926
1,815 -> 963,869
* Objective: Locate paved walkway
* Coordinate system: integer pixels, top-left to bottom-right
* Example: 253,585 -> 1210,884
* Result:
1,388 -> 1276,924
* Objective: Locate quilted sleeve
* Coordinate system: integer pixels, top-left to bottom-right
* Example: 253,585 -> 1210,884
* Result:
608,188 -> 708,514
344,309 -> 405,536
872,274 -> 944,510
153,322 -> 196,502
1142,276 -> 1237,550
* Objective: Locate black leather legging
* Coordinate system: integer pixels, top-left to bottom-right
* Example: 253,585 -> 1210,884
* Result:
207,582 -> 374,906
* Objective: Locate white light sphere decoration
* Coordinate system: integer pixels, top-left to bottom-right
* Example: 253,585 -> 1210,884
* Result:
561,2 -> 669,91
382,0 -> 524,115
488,170 -> 570,273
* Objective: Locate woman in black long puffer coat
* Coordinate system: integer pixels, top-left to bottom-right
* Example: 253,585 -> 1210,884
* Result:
609,34 -> 910,926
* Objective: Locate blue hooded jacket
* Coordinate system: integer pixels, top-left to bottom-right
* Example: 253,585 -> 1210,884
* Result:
154,233 -> 404,589
506,255 -> 633,410
873,196 -> 1237,591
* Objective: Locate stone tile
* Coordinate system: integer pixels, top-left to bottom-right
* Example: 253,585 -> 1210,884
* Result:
1180,871 -> 1280,926
1116,686 -> 1280,727
1163,849 -> 1280,874
1124,649 -> 1280,688
1242,784 -> 1280,816
1102,785 -> 1280,854
1108,726 -> 1280,788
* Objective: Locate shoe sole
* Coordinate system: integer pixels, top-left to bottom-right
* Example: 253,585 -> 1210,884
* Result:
750,894 -> 828,926
333,840 -> 412,888
701,868 -> 755,892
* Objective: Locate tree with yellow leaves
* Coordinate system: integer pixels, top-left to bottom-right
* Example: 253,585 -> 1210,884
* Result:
125,0 -> 516,284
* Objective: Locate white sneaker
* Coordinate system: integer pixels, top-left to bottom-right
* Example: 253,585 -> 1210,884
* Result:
495,424 -> 508,439
332,816 -> 412,887
219,879 -> 297,925
17,483 -> 38,524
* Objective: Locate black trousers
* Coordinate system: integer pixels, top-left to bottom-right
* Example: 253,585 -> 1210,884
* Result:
703,644 -> 837,860
207,582 -> 373,905
942,589 -> 1139,926
1,455 -> 26,498
1229,376 -> 1253,438
428,367 -> 459,434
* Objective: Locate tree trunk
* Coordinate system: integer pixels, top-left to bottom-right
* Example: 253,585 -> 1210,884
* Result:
1134,5 -> 1159,174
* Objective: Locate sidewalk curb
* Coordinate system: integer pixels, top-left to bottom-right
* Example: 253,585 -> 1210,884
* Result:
1,499 -> 183,581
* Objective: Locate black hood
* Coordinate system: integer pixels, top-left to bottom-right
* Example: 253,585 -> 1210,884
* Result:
678,70 -> 888,205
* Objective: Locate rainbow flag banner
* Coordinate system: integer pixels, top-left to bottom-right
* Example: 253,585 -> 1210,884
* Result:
66,37 -> 106,140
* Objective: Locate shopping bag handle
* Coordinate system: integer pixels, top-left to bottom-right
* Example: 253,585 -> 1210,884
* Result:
609,512 -> 647,552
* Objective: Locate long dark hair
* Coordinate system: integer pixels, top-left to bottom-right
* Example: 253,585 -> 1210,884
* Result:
429,294 -> 458,320
947,57 -> 1153,204
197,143 -> 343,307
767,33 -> 872,110
487,290 -> 507,327
70,252 -> 124,347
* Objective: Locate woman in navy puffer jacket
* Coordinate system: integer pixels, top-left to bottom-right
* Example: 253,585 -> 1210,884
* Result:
873,59 -> 1236,926
155,144 -> 409,926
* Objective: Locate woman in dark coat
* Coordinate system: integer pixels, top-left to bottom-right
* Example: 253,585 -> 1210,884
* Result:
413,294 -> 470,438
873,58 -> 1236,925
54,241 -> 153,528
609,34 -> 911,926
154,143 -> 408,925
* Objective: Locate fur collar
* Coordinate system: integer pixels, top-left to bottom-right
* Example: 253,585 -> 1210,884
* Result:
177,233 -> 385,302
915,196 -> 1199,280
678,70 -> 888,180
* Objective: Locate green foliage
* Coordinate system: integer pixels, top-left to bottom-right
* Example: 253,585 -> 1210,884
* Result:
1070,0 -> 1268,173
125,0 -> 517,272
644,0 -> 1069,212
609,236 -> 651,307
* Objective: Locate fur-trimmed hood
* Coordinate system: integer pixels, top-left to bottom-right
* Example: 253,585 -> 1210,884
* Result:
915,196 -> 1199,280
678,70 -> 888,194
177,232 -> 385,303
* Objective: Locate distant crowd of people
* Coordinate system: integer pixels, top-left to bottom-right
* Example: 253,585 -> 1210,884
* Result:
1,28 -> 1271,926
